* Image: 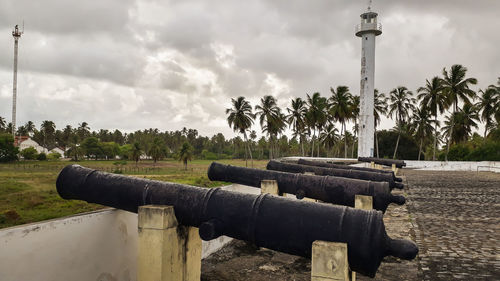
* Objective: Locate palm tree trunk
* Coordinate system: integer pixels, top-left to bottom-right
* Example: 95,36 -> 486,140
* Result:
243,134 -> 248,167
433,115 -> 437,161
445,107 -> 456,162
351,133 -> 355,158
343,122 -> 347,158
375,128 -> 379,158
393,132 -> 401,159
244,133 -> 253,168
311,131 -> 315,157
300,135 -> 305,156
418,138 -> 423,161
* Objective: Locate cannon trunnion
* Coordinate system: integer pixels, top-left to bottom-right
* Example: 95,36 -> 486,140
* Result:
56,164 -> 417,278
207,162 -> 405,212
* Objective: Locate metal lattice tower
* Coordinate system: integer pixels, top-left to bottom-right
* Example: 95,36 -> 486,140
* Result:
355,4 -> 382,157
12,24 -> 23,136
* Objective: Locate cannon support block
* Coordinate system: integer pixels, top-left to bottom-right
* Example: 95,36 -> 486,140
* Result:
311,241 -> 353,281
138,205 -> 201,281
261,180 -> 280,196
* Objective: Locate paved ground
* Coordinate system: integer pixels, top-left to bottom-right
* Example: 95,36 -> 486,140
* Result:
405,170 -> 500,280
201,170 -> 500,280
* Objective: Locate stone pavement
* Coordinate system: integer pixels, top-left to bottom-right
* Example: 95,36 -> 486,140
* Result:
405,170 -> 500,280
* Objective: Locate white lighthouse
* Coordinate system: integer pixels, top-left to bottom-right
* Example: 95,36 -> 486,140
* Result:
356,4 -> 382,157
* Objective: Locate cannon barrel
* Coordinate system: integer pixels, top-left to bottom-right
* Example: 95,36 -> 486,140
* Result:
298,159 -> 403,182
358,157 -> 406,168
56,164 -> 418,277
207,162 -> 405,212
267,161 -> 404,190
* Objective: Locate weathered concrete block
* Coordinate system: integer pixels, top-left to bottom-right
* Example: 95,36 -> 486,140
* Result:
138,205 -> 201,281
261,180 -> 280,196
355,195 -> 373,210
311,241 -> 353,281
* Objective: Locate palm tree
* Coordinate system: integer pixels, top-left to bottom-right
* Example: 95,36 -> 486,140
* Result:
178,142 -> 193,170
0,116 -> 6,131
287,97 -> 307,156
441,64 -> 477,160
442,103 -> 479,144
374,89 -> 388,158
77,122 -> 91,140
149,137 -> 166,164
227,96 -> 255,166
329,86 -> 353,158
267,111 -> 287,158
305,93 -> 327,157
388,86 -> 415,159
410,107 -> 436,160
130,142 -> 142,167
255,96 -> 280,159
320,122 -> 339,157
24,121 -> 35,137
476,85 -> 499,137
40,120 -> 56,149
417,77 -> 447,160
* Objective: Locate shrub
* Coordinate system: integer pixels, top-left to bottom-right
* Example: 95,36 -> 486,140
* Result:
466,141 -> 500,161
47,152 -> 62,160
36,152 -> 47,161
0,134 -> 19,162
21,147 -> 38,160
446,144 -> 470,161
201,149 -> 218,160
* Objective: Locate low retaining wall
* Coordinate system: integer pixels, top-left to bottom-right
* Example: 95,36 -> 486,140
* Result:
0,184 -> 259,281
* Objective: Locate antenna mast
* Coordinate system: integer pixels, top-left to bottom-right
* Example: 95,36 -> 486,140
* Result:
12,24 -> 23,136
368,0 -> 373,11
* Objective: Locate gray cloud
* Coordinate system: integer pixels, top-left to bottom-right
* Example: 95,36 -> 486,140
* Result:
0,0 -> 498,137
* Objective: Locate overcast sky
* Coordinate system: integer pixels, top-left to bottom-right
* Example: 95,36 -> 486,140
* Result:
0,0 -> 498,138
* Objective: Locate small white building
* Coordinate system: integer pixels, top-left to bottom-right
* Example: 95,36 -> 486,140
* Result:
15,136 -> 48,154
50,147 -> 65,156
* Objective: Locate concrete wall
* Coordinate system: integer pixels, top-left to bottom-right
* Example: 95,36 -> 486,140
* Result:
0,184 -> 260,281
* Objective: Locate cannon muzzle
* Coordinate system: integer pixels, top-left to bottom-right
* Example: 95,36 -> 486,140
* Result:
56,164 -> 417,277
267,160 -> 404,190
207,162 -> 405,212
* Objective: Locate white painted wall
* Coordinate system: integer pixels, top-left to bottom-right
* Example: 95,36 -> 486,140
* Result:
0,184 -> 260,281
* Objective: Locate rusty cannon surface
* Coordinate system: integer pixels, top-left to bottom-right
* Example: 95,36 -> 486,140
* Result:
207,162 -> 405,212
358,157 -> 406,168
298,159 -> 403,182
267,160 -> 404,190
56,164 -> 418,278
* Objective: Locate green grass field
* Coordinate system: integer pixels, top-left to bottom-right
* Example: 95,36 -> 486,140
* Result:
0,159 -> 268,229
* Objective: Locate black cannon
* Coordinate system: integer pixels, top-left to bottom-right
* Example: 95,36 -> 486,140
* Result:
358,157 -> 406,168
298,159 -> 402,182
56,164 -> 418,277
207,162 -> 405,212
267,160 -> 404,190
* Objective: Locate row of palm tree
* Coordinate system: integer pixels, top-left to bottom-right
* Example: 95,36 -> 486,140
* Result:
226,64 -> 499,162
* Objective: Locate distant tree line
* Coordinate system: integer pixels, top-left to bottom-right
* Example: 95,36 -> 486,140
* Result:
0,64 -> 499,163
225,65 -> 499,163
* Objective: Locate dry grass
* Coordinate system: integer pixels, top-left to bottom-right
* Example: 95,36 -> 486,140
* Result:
0,158 -> 268,229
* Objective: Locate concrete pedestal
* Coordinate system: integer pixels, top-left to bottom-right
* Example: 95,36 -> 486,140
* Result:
137,205 -> 201,281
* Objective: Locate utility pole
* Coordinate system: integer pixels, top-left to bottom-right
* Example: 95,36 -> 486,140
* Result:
355,3 -> 382,157
12,24 -> 23,136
